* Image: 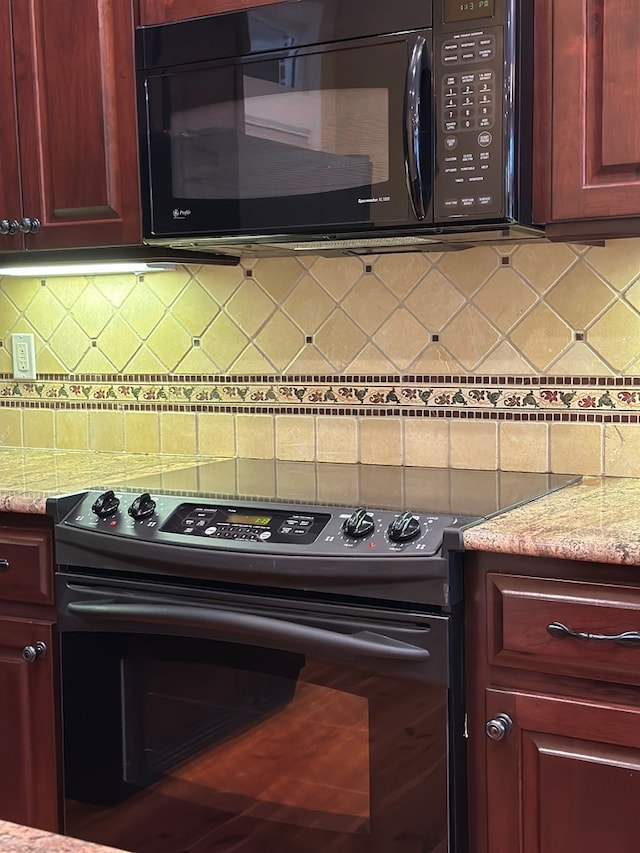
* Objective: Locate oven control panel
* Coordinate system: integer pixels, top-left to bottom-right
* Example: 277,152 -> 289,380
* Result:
57,489 -> 462,558
162,502 -> 331,545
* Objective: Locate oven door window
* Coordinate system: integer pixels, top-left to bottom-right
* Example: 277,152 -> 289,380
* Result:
62,632 -> 448,852
143,33 -> 432,237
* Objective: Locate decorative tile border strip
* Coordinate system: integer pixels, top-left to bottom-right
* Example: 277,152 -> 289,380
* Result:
2,374 -> 640,420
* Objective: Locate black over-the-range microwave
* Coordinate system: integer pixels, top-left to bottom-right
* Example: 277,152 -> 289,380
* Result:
136,0 -> 539,257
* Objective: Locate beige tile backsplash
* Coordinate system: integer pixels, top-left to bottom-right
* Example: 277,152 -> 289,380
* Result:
3,238 -> 640,476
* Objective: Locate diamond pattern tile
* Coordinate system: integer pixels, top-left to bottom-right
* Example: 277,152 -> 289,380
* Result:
588,302 -> 640,372
282,275 -> 335,334
1,240 -> 640,379
21,285 -> 65,338
314,309 -> 367,371
226,280 -> 276,338
475,268 -> 537,333
438,247 -> 498,297
510,304 -> 572,371
511,242 -> 578,293
546,265 -> 614,330
405,268 -> 464,331
440,305 -> 500,370
341,275 -> 398,335
373,309 -> 430,370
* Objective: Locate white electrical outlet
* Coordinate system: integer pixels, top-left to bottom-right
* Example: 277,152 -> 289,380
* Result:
11,333 -> 36,380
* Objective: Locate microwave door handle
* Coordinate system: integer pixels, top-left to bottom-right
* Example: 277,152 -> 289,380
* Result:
67,600 -> 430,664
405,35 -> 428,220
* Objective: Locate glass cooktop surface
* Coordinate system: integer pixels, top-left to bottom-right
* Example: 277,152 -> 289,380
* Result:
89,458 -> 581,521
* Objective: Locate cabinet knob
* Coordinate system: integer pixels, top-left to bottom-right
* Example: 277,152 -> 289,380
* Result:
0,219 -> 19,236
22,641 -> 47,663
0,558 -> 9,571
18,217 -> 41,234
485,713 -> 513,741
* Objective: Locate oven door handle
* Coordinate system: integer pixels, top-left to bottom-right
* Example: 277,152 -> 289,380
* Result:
68,600 -> 430,663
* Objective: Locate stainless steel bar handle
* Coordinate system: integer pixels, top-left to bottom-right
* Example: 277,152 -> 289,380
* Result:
0,558 -> 9,571
547,620 -> 640,647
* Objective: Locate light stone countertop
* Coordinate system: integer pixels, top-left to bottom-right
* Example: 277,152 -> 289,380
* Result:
0,821 -> 125,853
462,475 -> 640,564
0,448 -> 219,514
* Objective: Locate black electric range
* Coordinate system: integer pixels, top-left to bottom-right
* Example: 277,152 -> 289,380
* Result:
49,460 -> 580,609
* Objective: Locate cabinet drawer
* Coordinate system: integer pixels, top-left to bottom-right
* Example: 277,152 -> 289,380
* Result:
487,573 -> 640,686
0,528 -> 54,605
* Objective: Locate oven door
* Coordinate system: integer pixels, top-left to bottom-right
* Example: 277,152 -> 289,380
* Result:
56,573 -> 460,853
138,25 -> 434,241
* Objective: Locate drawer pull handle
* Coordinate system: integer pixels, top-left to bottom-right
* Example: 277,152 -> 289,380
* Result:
0,558 -> 9,571
547,621 -> 640,647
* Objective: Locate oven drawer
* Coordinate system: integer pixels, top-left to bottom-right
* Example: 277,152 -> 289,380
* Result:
487,573 -> 640,687
0,527 -> 54,605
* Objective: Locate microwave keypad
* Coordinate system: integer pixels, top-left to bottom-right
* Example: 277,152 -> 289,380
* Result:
435,26 -> 503,220
442,71 -> 494,134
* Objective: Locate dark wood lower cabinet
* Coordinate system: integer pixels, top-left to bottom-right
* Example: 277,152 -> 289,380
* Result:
0,617 -> 59,831
0,515 -> 59,832
484,688 -> 640,853
466,552 -> 640,853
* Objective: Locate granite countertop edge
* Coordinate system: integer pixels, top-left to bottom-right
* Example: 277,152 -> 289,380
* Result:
462,475 -> 640,564
0,820 -> 125,853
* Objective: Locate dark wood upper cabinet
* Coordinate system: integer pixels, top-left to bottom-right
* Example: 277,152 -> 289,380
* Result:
534,0 -> 640,237
139,0 -> 286,26
0,0 -> 141,252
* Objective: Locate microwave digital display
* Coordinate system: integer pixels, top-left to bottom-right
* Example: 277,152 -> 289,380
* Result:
444,0 -> 495,22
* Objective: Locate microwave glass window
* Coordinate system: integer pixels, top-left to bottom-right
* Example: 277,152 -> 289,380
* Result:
166,46 -> 392,201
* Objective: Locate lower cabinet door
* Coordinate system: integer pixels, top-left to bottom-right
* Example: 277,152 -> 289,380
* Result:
0,617 -> 59,831
485,687 -> 640,853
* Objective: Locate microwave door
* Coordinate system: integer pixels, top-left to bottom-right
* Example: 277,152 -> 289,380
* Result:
141,31 -> 434,242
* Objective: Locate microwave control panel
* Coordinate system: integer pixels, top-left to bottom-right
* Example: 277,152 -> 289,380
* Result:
433,25 -> 505,221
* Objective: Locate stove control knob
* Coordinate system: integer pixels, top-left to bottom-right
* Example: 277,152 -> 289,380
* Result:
91,490 -> 120,517
342,508 -> 375,539
128,492 -> 157,520
387,511 -> 421,543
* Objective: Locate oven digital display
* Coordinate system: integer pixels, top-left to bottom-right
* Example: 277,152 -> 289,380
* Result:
444,0 -> 495,22
226,513 -> 272,526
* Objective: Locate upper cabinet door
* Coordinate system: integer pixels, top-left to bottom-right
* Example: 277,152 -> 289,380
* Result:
537,0 -> 640,226
0,1 -> 23,250
11,0 -> 142,250
139,0 -> 286,26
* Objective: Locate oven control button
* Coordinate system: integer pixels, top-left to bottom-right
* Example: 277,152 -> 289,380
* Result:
342,508 -> 375,539
127,492 -> 157,520
91,490 -> 120,517
387,511 -> 421,543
